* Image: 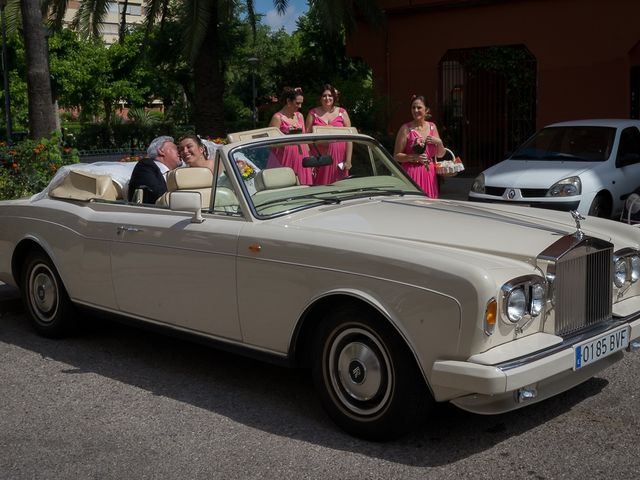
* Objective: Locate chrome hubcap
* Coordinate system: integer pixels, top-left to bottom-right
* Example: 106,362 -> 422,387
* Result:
28,265 -> 58,323
328,327 -> 392,416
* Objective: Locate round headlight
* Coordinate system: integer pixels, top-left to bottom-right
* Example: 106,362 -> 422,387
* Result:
530,283 -> 545,316
630,256 -> 640,283
506,287 -> 526,322
614,258 -> 627,288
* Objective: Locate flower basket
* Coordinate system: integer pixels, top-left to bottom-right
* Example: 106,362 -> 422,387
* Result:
436,148 -> 465,177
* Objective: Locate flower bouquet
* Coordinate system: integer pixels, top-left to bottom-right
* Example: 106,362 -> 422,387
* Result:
236,160 -> 256,180
411,138 -> 427,155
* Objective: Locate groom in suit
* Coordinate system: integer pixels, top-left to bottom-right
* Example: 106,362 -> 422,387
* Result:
128,136 -> 181,203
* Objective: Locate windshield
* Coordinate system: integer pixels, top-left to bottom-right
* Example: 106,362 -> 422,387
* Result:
510,126 -> 615,162
228,137 -> 424,217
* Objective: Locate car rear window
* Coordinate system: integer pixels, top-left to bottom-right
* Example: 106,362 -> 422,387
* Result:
511,126 -> 615,162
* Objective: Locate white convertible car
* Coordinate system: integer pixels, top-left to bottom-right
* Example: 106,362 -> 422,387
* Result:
1,127 -> 639,440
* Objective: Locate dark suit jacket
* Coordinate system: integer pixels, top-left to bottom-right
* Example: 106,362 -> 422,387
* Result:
128,158 -> 167,204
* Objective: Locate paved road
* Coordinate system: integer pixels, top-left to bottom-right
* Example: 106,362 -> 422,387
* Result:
1,285 -> 639,479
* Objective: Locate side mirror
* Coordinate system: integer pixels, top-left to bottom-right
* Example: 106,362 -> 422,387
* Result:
169,191 -> 204,223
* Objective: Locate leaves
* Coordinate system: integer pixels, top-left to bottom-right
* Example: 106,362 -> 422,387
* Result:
0,131 -> 80,199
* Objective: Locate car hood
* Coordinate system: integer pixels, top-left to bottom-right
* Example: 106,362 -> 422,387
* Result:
282,197 -> 609,262
482,159 -> 598,188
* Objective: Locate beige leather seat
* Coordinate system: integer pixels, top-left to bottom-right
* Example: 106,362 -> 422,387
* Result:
156,167 -> 240,212
252,167 -> 308,204
254,167 -> 300,192
156,167 -> 214,208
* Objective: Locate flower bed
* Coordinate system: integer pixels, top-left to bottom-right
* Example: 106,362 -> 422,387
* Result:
0,132 -> 80,200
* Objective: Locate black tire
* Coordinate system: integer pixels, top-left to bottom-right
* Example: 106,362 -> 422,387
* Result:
588,194 -> 611,218
312,305 -> 431,441
20,251 -> 76,338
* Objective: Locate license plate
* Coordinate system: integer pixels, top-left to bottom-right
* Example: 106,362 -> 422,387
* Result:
574,326 -> 630,370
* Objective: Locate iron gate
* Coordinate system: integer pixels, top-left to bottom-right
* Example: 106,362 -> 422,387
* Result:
439,45 -> 537,174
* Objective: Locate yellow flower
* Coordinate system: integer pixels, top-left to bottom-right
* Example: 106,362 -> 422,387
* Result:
236,160 -> 255,179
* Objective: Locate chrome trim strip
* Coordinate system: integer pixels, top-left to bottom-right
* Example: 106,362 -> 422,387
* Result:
538,234 -> 612,262
71,299 -> 288,358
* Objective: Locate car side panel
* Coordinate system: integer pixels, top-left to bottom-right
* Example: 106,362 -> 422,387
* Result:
236,253 -> 462,380
0,201 -> 118,309
108,205 -> 243,341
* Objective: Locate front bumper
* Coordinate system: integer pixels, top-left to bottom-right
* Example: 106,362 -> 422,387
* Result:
430,314 -> 640,414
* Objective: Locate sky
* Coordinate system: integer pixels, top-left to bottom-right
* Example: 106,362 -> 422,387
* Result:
253,0 -> 309,33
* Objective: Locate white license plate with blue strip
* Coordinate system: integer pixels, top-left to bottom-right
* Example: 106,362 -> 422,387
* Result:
573,326 -> 630,370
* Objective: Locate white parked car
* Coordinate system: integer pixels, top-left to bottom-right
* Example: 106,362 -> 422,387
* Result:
0,127 -> 639,440
468,119 -> 640,217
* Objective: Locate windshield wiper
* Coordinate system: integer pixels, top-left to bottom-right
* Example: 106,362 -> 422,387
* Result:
335,187 -> 408,196
335,188 -> 413,202
256,194 -> 342,210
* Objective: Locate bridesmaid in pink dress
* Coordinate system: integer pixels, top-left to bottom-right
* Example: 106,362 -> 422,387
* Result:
267,87 -> 313,185
305,84 -> 353,185
393,95 -> 446,198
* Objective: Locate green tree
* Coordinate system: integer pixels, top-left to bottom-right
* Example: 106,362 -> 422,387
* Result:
47,29 -> 106,115
40,0 -> 383,136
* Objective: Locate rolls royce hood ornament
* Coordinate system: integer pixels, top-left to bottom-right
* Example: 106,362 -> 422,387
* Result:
570,210 -> 586,239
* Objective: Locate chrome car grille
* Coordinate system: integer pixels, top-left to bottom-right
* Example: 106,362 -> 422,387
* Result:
538,235 -> 613,337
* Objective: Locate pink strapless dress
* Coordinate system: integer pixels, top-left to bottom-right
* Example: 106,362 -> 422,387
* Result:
310,108 -> 349,185
266,112 -> 313,185
402,122 -> 439,198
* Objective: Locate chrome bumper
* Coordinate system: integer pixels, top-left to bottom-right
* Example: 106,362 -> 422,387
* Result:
429,313 -> 640,413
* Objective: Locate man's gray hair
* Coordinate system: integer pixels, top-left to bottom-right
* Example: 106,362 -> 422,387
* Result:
147,135 -> 174,160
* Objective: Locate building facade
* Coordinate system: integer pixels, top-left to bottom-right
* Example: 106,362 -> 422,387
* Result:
347,0 -> 640,172
63,0 -> 146,45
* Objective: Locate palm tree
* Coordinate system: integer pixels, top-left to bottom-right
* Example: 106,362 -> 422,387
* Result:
146,0 -> 382,136
146,0 -> 292,136
20,0 -> 58,139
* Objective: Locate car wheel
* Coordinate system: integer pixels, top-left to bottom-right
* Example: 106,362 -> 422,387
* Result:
21,251 -> 76,338
312,305 -> 431,440
588,194 -> 611,218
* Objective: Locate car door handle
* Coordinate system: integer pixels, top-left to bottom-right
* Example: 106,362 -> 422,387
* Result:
117,225 -> 144,234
